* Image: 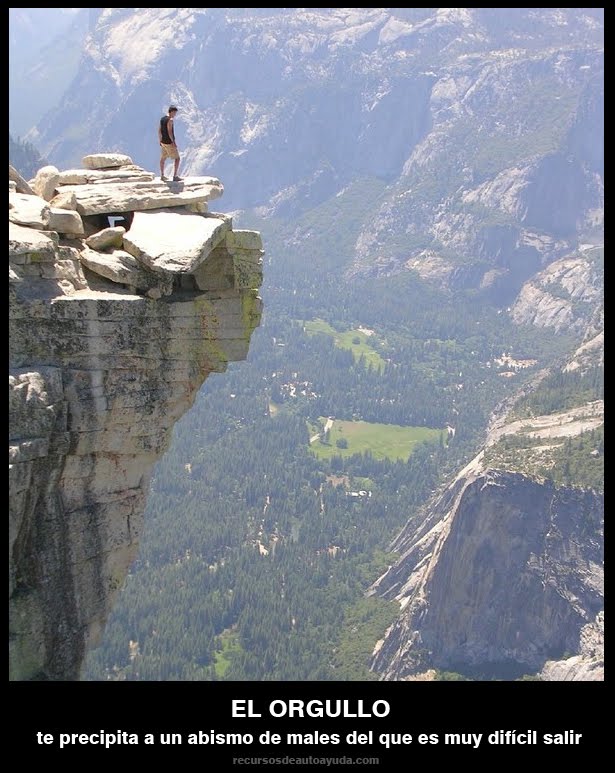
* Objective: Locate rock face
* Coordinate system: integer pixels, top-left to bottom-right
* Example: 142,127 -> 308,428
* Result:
510,249 -> 603,334
539,611 -> 604,681
369,265 -> 604,683
369,466 -> 603,680
9,155 -> 264,680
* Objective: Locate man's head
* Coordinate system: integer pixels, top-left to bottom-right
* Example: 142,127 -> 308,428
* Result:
168,105 -> 178,115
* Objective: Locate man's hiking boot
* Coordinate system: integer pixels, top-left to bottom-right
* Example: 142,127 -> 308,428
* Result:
173,176 -> 183,182
160,175 -> 168,181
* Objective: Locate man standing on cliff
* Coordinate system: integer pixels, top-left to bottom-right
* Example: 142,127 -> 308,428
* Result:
158,105 -> 182,181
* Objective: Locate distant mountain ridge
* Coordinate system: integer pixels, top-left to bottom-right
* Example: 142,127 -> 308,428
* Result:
22,8 -> 603,300
9,8 -> 90,138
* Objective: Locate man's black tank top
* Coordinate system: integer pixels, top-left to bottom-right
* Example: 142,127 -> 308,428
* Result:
160,115 -> 173,144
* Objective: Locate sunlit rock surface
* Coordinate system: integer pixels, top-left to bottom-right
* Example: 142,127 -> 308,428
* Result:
9,155 -> 263,680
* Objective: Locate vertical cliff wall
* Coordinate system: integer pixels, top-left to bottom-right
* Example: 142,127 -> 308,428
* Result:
369,467 -> 603,679
9,155 -> 263,680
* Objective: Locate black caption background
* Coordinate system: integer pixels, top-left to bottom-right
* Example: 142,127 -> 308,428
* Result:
11,678 -> 608,764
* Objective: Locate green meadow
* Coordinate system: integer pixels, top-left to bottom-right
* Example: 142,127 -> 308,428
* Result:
303,319 -> 387,372
309,418 -> 445,462
213,630 -> 243,678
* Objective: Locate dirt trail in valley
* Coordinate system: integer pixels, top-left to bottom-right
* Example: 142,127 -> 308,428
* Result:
309,417 -> 334,444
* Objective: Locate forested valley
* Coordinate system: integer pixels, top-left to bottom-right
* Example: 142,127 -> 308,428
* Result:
83,220 -> 584,681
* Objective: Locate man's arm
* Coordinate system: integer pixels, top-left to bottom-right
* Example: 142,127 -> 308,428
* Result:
168,117 -> 176,145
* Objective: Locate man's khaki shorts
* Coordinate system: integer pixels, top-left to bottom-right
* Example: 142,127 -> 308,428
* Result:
160,143 -> 179,160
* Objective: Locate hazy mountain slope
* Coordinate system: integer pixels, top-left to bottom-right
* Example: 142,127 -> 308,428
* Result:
9,8 -> 90,138
9,8 -> 82,63
9,134 -> 49,179
369,251 -> 603,681
27,8 -> 603,301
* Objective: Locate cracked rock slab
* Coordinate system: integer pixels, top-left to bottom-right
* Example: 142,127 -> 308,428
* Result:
82,153 -> 134,169
9,192 -> 51,229
80,247 -> 173,295
123,209 -> 231,274
58,177 -> 224,216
